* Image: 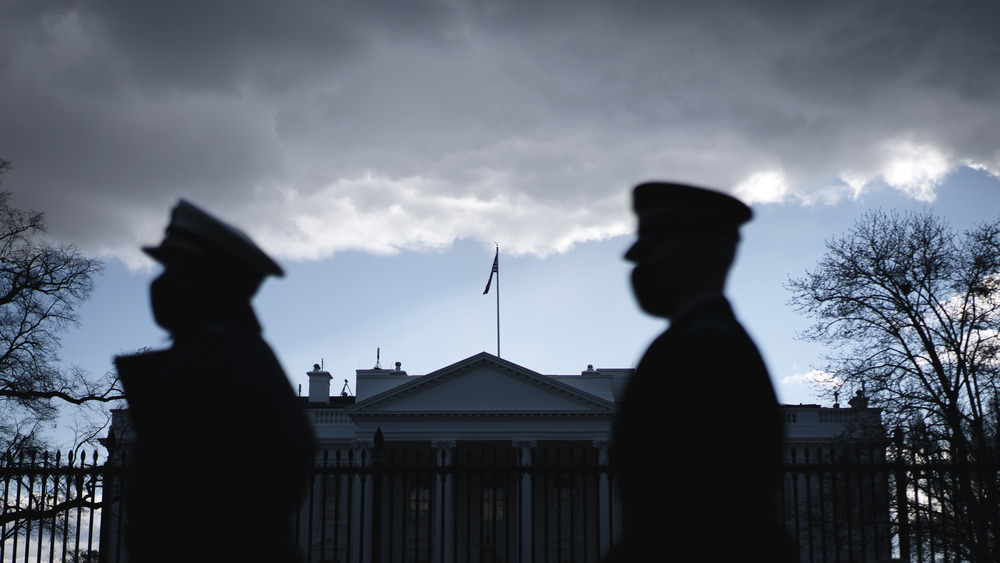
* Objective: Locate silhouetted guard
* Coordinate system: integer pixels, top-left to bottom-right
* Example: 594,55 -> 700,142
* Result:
613,181 -> 791,561
118,199 -> 315,563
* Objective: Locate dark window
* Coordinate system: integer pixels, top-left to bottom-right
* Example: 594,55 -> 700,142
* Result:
482,485 -> 504,524
408,480 -> 431,524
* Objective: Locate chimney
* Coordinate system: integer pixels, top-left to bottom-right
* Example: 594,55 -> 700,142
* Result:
307,363 -> 332,404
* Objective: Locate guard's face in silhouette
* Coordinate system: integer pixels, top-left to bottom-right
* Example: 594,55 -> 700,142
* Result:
627,234 -> 694,318
150,263 -> 201,333
626,231 -> 735,318
150,258 -> 260,333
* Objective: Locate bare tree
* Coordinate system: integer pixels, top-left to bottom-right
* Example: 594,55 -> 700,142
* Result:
63,549 -> 100,563
788,209 -> 1000,561
0,161 -> 122,534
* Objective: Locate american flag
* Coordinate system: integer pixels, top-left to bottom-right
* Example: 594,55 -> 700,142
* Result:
483,247 -> 498,294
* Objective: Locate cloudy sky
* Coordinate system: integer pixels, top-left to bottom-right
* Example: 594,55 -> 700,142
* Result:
2,0 -> 999,415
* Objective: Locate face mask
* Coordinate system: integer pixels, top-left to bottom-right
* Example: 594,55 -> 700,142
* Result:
150,267 -> 201,332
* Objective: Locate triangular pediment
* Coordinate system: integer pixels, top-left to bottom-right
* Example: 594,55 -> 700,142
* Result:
347,353 -> 615,416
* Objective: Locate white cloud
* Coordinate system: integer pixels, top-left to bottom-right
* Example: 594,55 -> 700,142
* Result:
733,170 -> 789,205
964,157 -> 1000,180
249,172 -> 631,261
879,140 -> 953,202
838,172 -> 872,200
782,369 -> 843,390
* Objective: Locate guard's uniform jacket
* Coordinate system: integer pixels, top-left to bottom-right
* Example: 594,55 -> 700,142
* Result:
610,296 -> 790,560
117,302 -> 314,562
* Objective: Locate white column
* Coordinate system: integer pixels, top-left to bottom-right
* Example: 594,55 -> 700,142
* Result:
512,440 -> 536,563
351,442 -> 374,563
431,440 -> 456,563
594,440 -> 615,556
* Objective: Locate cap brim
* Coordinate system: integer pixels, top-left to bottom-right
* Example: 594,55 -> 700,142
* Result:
142,245 -> 167,263
624,239 -> 647,262
142,240 -> 202,265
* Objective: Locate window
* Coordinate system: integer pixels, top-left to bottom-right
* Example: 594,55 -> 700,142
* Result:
481,485 -> 504,524
555,485 -> 573,533
406,479 -> 432,561
408,480 -> 431,523
325,492 -> 341,522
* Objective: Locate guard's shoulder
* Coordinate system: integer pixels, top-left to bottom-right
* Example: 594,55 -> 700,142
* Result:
677,314 -> 740,337
671,298 -> 743,338
115,349 -> 171,374
115,350 -> 172,401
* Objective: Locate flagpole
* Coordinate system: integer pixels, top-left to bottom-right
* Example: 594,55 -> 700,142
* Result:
483,244 -> 501,358
495,244 -> 500,358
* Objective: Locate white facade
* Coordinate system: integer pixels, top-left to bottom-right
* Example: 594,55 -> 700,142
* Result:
780,400 -> 891,562
301,352 -> 628,563
782,401 -> 884,448
307,353 -> 625,444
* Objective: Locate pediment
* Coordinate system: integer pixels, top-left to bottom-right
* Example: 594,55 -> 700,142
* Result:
347,353 -> 615,417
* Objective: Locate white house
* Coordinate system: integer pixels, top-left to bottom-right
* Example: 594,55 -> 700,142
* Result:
301,352 -> 627,563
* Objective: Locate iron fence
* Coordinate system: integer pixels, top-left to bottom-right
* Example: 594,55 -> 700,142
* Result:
4,442 -> 1000,562
297,444 -> 617,563
782,445 -> 894,563
1,450 -> 104,563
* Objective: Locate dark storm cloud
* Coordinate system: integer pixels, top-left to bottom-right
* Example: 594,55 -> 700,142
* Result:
1,0 -> 997,266
85,0 -> 459,93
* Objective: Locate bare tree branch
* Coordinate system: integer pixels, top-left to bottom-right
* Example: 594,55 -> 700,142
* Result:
0,161 -> 124,528
788,209 -> 1000,560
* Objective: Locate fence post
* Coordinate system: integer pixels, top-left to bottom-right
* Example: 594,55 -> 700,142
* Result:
372,429 -> 384,563
594,440 -> 613,557
894,427 -> 910,561
431,440 -> 456,563
513,440 -> 535,563
99,438 -> 114,563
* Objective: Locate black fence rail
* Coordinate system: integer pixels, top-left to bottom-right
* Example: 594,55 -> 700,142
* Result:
298,444 -> 618,563
782,446 -> 894,563
4,442 -> 999,563
1,450 -> 104,563
781,439 -> 1000,563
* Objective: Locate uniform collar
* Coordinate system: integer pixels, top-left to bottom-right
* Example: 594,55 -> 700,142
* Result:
669,296 -> 733,327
